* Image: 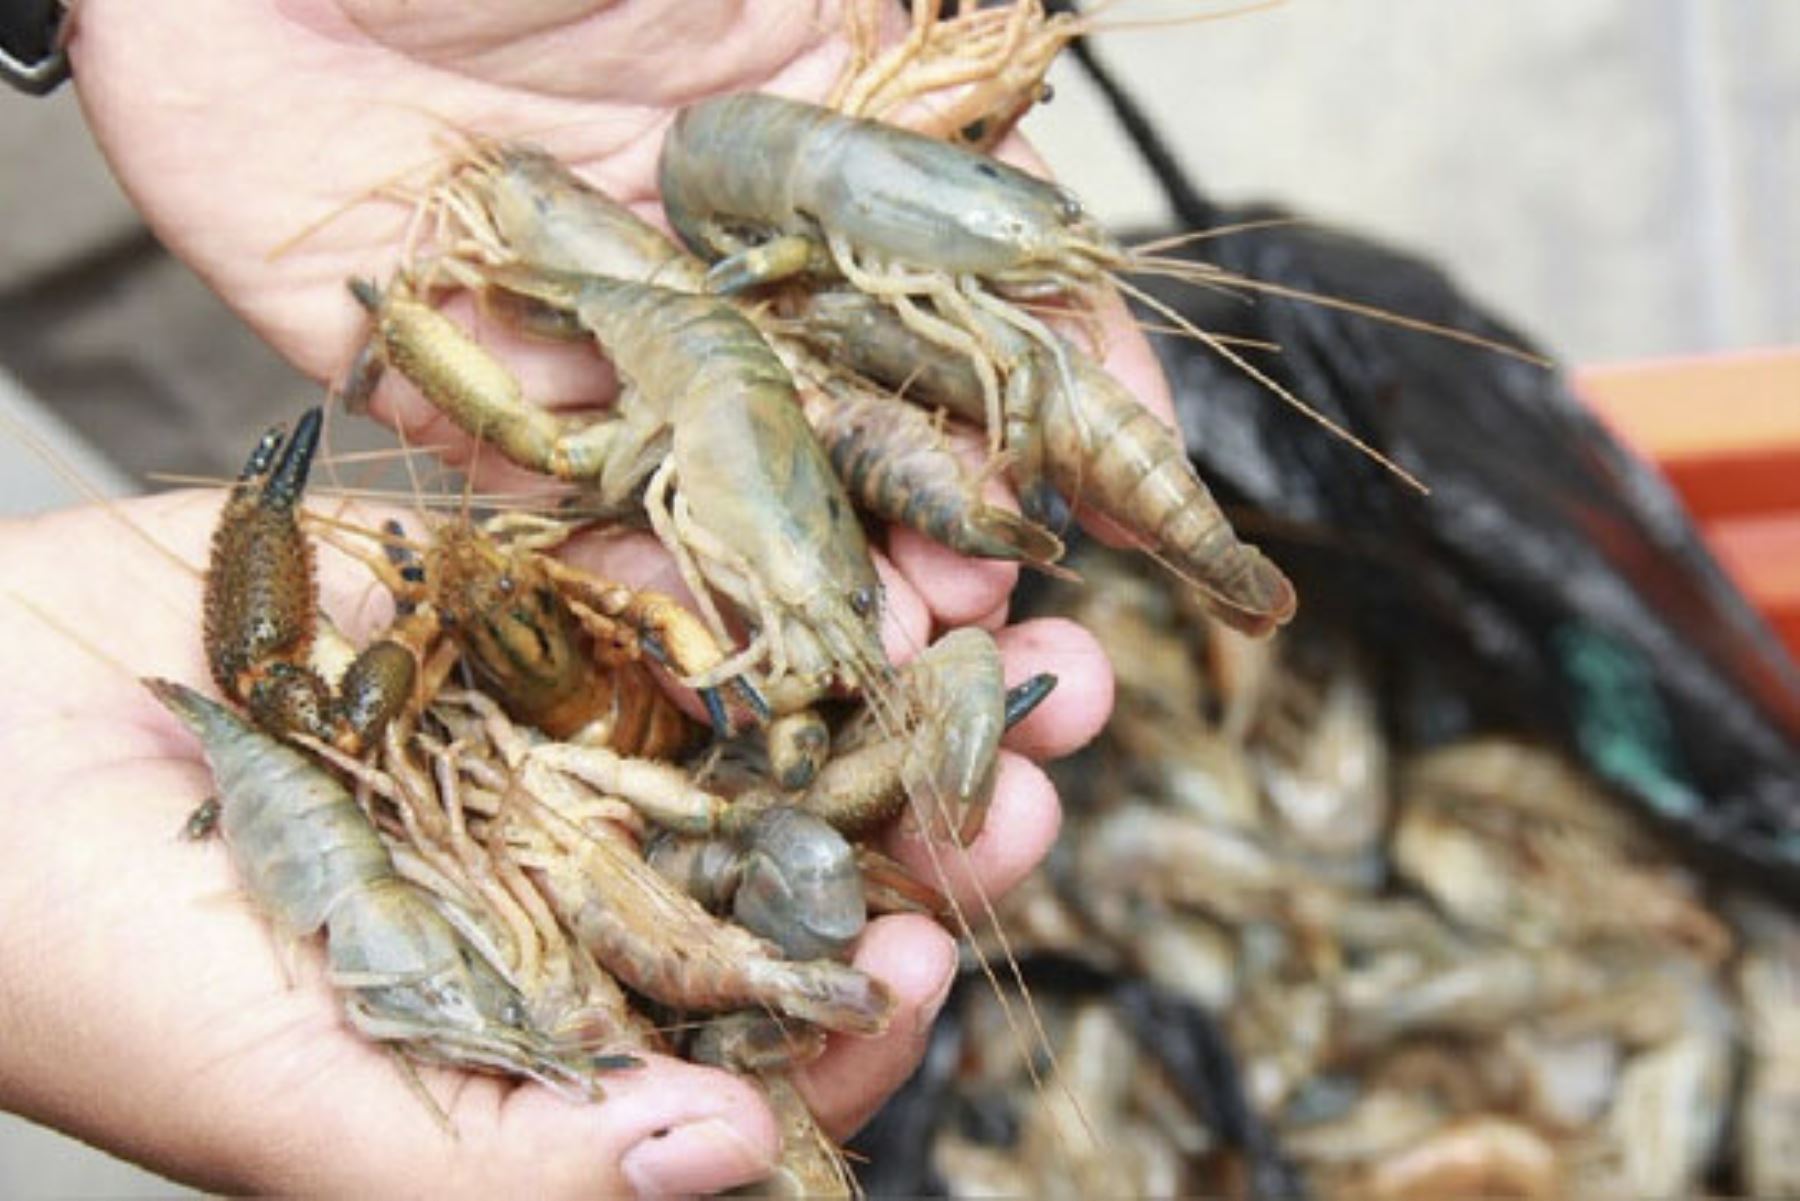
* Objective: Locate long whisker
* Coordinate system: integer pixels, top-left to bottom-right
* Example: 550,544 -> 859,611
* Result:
1114,276 -> 1429,494
144,472 -> 569,512
1084,0 -> 1287,36
1129,215 -> 1305,255
1134,254 -> 1553,367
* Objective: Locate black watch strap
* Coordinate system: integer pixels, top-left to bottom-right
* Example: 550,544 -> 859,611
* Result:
1,0 -> 69,95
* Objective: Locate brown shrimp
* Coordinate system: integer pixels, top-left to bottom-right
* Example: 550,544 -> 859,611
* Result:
202,407 -> 425,752
831,0 -> 1089,151
798,368 -> 1063,567
374,512 -> 741,756
792,288 -> 1296,635
518,782 -> 894,1035
435,691 -> 891,1033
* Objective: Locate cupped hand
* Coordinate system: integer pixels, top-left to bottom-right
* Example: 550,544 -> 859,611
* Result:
45,3 -> 1148,1192
0,492 -> 1110,1196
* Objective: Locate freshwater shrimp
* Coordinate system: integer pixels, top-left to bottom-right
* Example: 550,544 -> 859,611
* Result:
798,368 -> 1064,566
203,407 -> 425,752
658,92 -> 1112,314
420,137 -> 707,292
371,511 -> 745,754
832,0 -> 1092,151
788,288 -> 1296,635
348,265 -> 889,732
454,690 -> 895,1034
659,89 -> 1101,465
144,677 -> 616,1096
804,627 -> 1059,844
425,137 -> 1064,570
313,717 -> 660,1055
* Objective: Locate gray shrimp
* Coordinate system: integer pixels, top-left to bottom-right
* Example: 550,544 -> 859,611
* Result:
435,138 -> 1062,571
144,678 -> 618,1096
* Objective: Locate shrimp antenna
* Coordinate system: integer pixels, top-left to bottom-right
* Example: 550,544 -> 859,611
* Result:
1075,0 -> 1288,37
859,652 -> 1099,1150
1136,255 -> 1554,367
1130,216 -> 1305,256
1113,275 -> 1429,494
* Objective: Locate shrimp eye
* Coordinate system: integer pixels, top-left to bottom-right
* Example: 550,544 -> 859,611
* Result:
1056,187 -> 1084,223
849,586 -> 876,618
496,574 -> 515,595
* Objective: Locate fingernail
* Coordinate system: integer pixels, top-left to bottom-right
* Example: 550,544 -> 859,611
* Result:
923,954 -> 957,1020
622,1117 -> 775,1197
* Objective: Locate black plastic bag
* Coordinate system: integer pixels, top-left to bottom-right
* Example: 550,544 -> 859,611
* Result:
1132,207 -> 1800,900
1063,21 -> 1800,899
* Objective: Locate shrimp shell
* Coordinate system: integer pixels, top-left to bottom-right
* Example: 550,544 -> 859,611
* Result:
145,678 -> 608,1095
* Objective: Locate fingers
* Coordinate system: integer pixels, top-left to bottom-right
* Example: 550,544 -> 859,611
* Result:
475,1057 -> 782,1199
995,617 -> 1115,760
794,914 -> 957,1140
885,524 -> 1019,631
884,751 -> 1062,914
257,1055 -> 781,1199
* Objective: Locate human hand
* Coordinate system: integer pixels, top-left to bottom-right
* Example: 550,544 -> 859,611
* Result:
53,3 -> 1143,1189
0,492 -> 1110,1196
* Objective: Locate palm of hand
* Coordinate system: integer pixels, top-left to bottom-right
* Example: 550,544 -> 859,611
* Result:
72,0 -> 853,384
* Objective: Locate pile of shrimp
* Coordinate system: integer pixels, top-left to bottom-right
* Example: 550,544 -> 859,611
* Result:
150,3 -> 1313,1193
864,541 -> 1798,1200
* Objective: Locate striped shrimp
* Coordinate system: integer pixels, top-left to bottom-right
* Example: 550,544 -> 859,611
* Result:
798,369 -> 1063,566
791,287 -> 1297,635
144,677 -> 621,1096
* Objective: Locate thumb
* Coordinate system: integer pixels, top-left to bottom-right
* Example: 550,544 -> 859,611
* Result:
482,1057 -> 782,1198
291,1055 -> 781,1199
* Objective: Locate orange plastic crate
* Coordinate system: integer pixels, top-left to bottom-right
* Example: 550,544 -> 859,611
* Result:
1577,350 -> 1800,662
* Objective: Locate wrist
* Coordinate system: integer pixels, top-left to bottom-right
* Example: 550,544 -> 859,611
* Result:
0,0 -> 68,94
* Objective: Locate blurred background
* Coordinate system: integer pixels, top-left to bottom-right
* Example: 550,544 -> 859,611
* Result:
0,0 -> 1793,1193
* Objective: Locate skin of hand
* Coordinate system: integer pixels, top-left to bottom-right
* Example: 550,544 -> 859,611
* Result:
30,0 -> 1171,1193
